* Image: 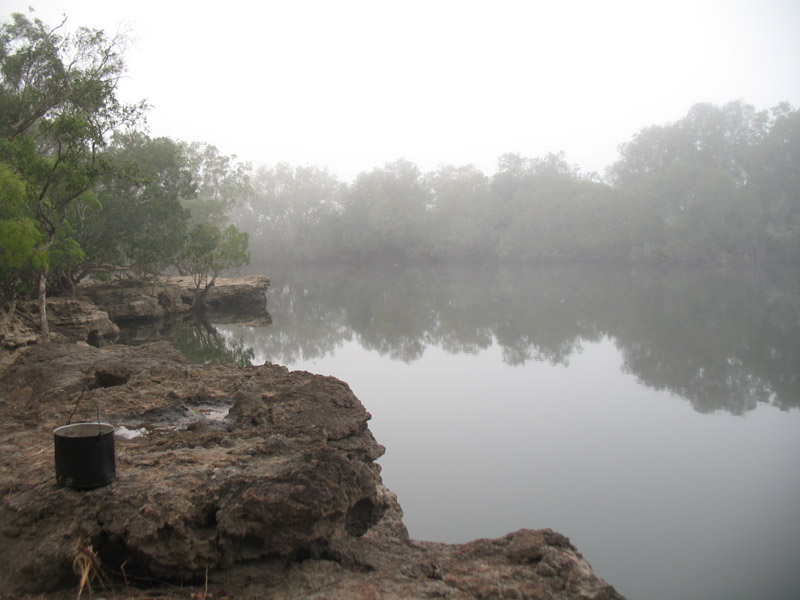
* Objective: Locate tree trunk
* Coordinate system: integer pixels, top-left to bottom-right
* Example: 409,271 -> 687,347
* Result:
192,279 -> 215,312
1,299 -> 18,324
37,271 -> 50,342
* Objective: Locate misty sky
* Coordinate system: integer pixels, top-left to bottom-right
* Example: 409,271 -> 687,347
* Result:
4,0 -> 800,181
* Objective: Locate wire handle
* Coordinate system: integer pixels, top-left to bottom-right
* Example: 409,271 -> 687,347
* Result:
66,385 -> 103,433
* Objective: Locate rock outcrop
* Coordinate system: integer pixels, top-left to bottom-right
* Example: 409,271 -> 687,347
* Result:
75,275 -> 270,323
0,298 -> 119,361
0,342 -> 624,599
44,297 -> 121,346
0,275 -> 270,369
75,278 -> 188,322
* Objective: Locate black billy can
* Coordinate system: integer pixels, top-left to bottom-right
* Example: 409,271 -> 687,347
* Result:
54,421 -> 116,489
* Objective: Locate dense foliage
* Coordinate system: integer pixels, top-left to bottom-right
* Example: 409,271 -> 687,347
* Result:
1,11 -> 798,340
0,11 -> 250,336
233,101 -> 799,265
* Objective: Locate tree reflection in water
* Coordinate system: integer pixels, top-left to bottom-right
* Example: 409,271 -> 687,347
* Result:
119,312 -> 266,366
216,263 -> 800,415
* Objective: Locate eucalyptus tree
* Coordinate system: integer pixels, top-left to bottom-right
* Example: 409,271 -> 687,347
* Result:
178,222 -> 250,309
71,132 -> 192,281
0,10 -> 144,338
70,131 -> 254,290
0,163 -> 41,312
180,141 -> 252,225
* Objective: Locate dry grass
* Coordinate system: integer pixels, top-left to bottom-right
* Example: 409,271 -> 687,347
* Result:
72,539 -> 107,600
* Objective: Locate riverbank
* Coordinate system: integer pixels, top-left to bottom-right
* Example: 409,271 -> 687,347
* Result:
0,275 -> 271,370
0,280 -> 624,599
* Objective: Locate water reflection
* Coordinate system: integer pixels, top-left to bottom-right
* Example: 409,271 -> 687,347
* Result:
221,263 -> 800,415
118,312 -> 268,366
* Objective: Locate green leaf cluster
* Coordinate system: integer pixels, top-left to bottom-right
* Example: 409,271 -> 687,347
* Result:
0,10 -> 251,330
0,9 -> 142,327
179,223 -> 250,307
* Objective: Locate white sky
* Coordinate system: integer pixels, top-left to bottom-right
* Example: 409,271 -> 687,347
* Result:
4,0 -> 800,181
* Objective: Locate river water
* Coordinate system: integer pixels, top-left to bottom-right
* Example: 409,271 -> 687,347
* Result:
137,262 -> 800,600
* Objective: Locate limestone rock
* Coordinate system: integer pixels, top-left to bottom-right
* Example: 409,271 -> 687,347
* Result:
0,298 -> 119,352
0,313 -> 38,350
0,342 -> 386,594
177,274 -> 271,314
76,275 -> 270,323
75,279 -> 190,322
0,342 -> 624,599
44,297 -> 120,346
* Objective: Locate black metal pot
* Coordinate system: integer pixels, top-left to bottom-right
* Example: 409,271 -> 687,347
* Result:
54,422 -> 116,489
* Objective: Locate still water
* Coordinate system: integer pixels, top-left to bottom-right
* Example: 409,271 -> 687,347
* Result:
129,263 -> 800,600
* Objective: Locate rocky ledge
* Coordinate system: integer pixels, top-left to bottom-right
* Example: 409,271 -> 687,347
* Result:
0,341 -> 624,599
0,276 -> 270,370
75,274 -> 271,323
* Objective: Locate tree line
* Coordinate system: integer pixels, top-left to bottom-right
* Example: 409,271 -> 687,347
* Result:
2,11 -> 799,338
233,101 -> 799,265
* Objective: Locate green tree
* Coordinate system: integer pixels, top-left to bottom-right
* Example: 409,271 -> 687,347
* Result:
71,132 -> 191,281
179,222 -> 250,308
608,100 -> 791,263
0,163 -> 43,311
180,141 -> 251,225
0,11 -> 143,338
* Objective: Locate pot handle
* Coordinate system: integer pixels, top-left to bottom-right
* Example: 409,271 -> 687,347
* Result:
66,386 -> 102,431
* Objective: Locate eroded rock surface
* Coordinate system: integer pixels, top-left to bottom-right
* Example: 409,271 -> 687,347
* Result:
0,276 -> 269,366
76,275 -> 270,323
0,342 -> 624,599
0,298 -> 118,360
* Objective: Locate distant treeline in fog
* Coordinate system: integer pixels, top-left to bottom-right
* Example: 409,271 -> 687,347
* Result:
231,100 -> 799,265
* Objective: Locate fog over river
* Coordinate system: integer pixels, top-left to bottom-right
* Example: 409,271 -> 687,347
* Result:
129,263 -> 800,600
